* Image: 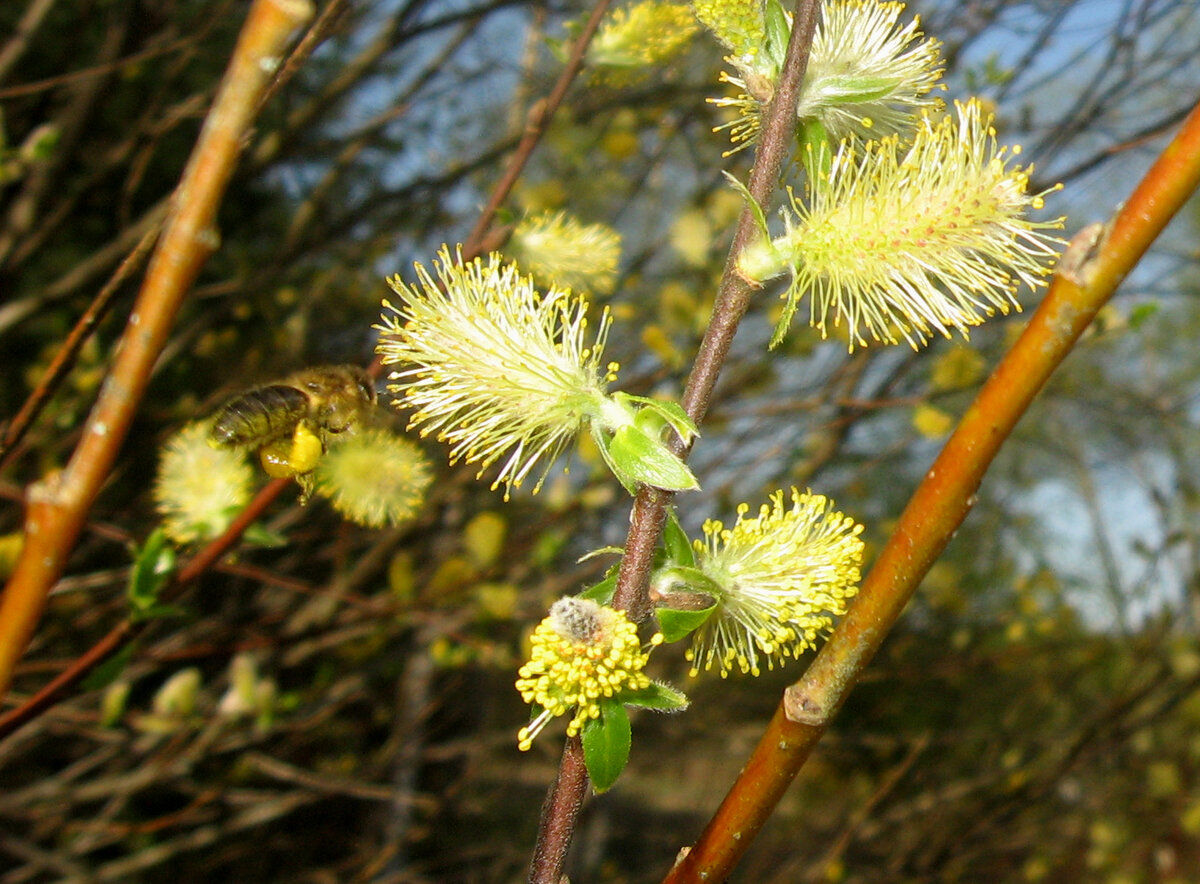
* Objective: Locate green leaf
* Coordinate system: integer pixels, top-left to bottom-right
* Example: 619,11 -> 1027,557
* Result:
662,509 -> 695,568
817,74 -> 900,103
634,397 -> 699,445
620,681 -> 690,712
797,120 -> 832,176
649,563 -> 721,638
1129,302 -> 1160,330
582,700 -> 631,793
770,276 -> 803,349
82,644 -> 136,691
606,425 -> 699,492
659,564 -> 723,596
723,171 -> 771,241
130,603 -> 187,624
656,603 -> 717,643
762,0 -> 791,74
578,545 -> 624,562
611,393 -> 699,447
242,522 -> 289,548
592,426 -> 637,495
545,34 -> 570,65
128,528 -> 175,615
579,568 -> 619,606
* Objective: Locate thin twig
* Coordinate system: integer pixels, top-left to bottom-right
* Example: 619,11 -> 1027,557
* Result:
0,480 -> 287,739
0,33 -> 201,100
0,0 -> 60,86
257,0 -> 350,114
611,0 -> 822,615
462,0 -> 616,259
0,225 -> 160,470
528,735 -> 589,883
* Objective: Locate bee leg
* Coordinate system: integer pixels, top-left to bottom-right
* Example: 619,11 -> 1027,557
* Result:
258,422 -> 325,481
260,439 -> 298,478
295,471 -> 317,506
286,422 -> 324,475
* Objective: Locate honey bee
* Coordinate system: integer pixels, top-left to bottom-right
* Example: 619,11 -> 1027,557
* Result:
209,365 -> 377,489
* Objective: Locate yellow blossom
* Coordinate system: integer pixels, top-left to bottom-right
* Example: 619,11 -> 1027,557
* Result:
508,210 -> 622,295
516,597 -> 660,750
312,427 -> 433,527
154,422 -> 254,545
375,246 -> 616,499
588,1 -> 699,80
739,99 -> 1065,349
687,488 -> 864,677
711,0 -> 944,153
691,0 -> 765,61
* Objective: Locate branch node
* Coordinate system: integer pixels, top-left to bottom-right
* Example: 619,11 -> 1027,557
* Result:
783,684 -> 829,726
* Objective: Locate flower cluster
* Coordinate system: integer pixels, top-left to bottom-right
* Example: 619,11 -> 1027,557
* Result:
686,488 -> 864,677
154,422 -> 254,545
588,1 -> 699,81
377,246 -> 699,498
738,99 -> 1065,349
692,0 -> 765,61
312,427 -> 433,527
708,0 -> 944,153
508,210 -> 622,295
516,597 -> 660,750
376,247 -> 616,499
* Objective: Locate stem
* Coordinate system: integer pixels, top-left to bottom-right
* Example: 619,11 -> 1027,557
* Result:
528,1 -> 823,880
462,0 -> 615,258
528,736 -> 589,884
612,0 -> 822,615
0,0 -> 313,701
663,97 -> 1200,883
0,225 -> 160,470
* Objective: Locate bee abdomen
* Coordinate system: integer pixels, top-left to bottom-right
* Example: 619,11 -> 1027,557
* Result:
210,384 -> 310,447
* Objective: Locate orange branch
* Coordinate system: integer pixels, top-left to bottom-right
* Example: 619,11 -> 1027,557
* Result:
0,479 -> 287,737
664,98 -> 1200,883
0,0 -> 313,700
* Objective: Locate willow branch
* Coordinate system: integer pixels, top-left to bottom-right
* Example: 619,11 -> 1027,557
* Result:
0,0 -> 59,86
0,0 -> 314,701
663,97 -> 1200,883
528,2 -> 823,881
611,0 -> 821,617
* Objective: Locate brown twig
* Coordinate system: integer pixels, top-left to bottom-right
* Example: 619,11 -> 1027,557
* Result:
0,33 -> 202,100
662,97 -> 1200,883
611,0 -> 821,614
0,10 -> 128,273
0,225 -> 160,470
257,0 -> 350,114
462,0 -> 616,259
527,2 -> 823,881
0,200 -> 170,336
0,0 -> 314,701
807,732 -> 931,879
0,0 -> 59,86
